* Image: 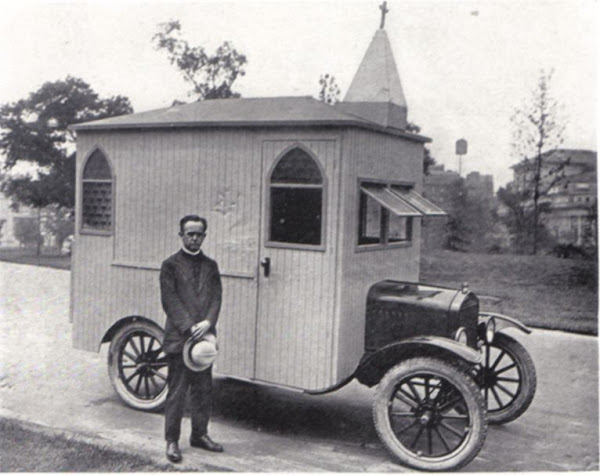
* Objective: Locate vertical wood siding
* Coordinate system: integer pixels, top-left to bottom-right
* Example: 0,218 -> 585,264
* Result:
72,134 -> 116,350
334,129 -> 425,378
72,129 -> 260,379
71,234 -> 114,350
254,136 -> 340,390
71,125 -> 422,392
111,129 -> 259,274
72,128 -> 342,388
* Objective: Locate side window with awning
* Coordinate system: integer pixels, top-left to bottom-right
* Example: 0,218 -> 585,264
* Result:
357,180 -> 445,249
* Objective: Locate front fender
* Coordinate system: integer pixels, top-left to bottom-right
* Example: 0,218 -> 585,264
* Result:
355,336 -> 482,387
479,312 -> 532,334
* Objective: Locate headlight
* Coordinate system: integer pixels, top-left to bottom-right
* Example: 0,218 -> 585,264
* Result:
454,327 -> 468,345
485,317 -> 496,344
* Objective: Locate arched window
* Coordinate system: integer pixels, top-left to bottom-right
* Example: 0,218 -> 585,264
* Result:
268,147 -> 324,246
81,149 -> 113,232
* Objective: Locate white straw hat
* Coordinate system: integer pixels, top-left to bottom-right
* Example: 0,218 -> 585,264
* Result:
183,332 -> 218,372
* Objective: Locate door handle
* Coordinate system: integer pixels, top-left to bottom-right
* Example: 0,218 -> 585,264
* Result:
260,257 -> 271,277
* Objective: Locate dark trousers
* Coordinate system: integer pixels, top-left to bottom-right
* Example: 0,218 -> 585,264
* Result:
164,353 -> 212,443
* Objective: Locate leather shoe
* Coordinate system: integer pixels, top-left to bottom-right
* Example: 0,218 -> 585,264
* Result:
166,441 -> 182,463
190,434 -> 224,453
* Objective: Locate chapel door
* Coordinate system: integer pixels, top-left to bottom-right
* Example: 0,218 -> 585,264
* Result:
255,139 -> 339,390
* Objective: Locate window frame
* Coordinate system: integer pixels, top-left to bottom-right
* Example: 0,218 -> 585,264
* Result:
356,178 -> 417,252
265,145 -> 327,252
80,147 -> 115,236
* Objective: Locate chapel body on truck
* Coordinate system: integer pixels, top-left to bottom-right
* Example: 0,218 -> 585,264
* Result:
70,28 -> 442,394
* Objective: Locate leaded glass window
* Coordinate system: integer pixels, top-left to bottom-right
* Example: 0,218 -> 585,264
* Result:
82,149 -> 113,232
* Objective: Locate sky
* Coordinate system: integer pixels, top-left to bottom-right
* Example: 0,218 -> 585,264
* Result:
1,0 -> 597,188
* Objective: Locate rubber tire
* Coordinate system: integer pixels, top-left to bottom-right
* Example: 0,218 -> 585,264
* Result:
108,320 -> 168,412
481,333 -> 537,425
373,357 -> 487,472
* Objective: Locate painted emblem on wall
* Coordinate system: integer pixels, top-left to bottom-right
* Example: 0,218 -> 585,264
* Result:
213,188 -> 239,215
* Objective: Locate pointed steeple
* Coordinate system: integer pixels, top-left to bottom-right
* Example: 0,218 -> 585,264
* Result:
337,20 -> 408,129
344,29 -> 407,107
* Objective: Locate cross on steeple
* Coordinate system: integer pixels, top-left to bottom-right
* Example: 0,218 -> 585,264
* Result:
379,1 -> 389,29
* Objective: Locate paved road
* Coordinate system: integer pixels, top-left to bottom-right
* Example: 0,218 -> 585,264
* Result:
1,262 -> 598,471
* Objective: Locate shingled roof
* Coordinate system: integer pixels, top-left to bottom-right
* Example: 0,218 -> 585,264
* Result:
512,149 -> 597,171
71,96 -> 428,142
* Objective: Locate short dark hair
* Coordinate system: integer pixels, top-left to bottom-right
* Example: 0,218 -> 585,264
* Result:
179,215 -> 208,233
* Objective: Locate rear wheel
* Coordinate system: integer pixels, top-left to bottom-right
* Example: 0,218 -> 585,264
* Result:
373,357 -> 487,471
478,332 -> 536,424
108,320 -> 168,411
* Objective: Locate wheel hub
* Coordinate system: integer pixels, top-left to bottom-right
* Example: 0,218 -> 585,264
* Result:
415,405 -> 442,428
134,353 -> 156,376
480,367 -> 498,388
419,410 -> 432,426
136,362 -> 149,374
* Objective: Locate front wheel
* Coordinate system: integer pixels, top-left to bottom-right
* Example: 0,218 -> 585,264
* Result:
373,357 -> 487,471
108,320 -> 169,412
478,332 -> 537,424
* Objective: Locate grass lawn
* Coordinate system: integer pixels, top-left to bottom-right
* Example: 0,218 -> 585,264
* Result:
0,418 -> 181,472
421,249 -> 598,336
0,247 -> 70,270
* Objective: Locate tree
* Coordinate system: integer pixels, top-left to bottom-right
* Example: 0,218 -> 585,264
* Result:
13,216 -> 41,248
406,122 -> 436,175
497,183 -> 556,254
44,205 -> 75,251
444,178 -> 471,251
153,20 -> 247,101
0,77 -> 132,254
504,69 -> 567,254
581,202 -> 598,257
497,184 -> 532,252
318,74 -> 341,105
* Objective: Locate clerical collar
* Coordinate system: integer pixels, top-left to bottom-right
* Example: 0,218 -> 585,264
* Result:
181,247 -> 202,256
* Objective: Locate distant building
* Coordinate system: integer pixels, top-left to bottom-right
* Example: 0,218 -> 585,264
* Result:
423,165 -> 461,204
465,171 -> 494,202
421,165 -> 496,250
421,165 -> 458,249
0,193 -> 37,247
0,192 -> 66,249
511,149 -> 597,247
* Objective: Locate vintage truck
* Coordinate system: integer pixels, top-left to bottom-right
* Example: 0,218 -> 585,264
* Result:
69,26 -> 536,471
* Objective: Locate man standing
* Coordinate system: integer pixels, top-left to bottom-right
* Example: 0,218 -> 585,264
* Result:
160,215 -> 224,463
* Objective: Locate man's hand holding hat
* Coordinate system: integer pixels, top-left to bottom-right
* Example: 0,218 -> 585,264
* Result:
190,320 -> 210,341
183,330 -> 218,372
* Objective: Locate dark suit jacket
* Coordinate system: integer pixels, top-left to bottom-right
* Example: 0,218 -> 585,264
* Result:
159,249 -> 222,354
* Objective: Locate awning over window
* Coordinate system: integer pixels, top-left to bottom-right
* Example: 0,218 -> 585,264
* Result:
361,184 -> 422,217
361,184 -> 447,217
390,187 -> 447,216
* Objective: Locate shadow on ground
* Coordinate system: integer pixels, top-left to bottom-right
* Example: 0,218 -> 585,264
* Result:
208,378 -> 378,445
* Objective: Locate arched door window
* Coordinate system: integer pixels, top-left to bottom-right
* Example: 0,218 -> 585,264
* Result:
81,149 -> 113,233
268,147 -> 324,246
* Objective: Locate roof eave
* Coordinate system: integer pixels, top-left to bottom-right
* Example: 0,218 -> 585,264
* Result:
70,119 -> 431,143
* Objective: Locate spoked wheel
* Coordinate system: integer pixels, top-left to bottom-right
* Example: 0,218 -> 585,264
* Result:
373,357 -> 487,471
478,332 -> 536,424
108,320 -> 168,412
